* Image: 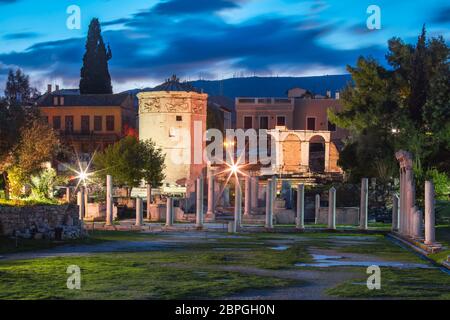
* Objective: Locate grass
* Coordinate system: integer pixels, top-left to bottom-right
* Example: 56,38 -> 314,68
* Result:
428,225 -> 450,265
0,250 -> 297,300
327,267 -> 450,299
1,230 -> 448,300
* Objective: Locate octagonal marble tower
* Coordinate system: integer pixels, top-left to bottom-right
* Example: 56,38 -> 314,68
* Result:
137,76 -> 207,192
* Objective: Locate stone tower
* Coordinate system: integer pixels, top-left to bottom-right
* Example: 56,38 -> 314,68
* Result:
138,75 -> 207,193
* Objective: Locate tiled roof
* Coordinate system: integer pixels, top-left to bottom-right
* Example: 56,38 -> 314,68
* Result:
36,91 -> 132,107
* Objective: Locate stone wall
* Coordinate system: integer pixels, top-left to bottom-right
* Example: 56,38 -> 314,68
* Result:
0,204 -> 83,240
317,207 -> 360,225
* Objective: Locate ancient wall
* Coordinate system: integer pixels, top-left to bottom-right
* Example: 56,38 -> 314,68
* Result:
0,204 -> 83,240
317,207 -> 360,225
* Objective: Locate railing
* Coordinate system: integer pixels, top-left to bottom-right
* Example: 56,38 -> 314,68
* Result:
237,98 -> 292,105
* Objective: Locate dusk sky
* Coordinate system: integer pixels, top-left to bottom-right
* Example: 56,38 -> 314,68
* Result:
0,0 -> 449,93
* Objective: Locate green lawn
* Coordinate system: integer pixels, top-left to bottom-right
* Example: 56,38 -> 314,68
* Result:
327,267 -> 450,299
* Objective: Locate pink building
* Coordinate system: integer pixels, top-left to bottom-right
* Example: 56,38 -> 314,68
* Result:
235,88 -> 347,180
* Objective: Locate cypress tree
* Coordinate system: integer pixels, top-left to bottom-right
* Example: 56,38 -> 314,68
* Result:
79,18 -> 113,94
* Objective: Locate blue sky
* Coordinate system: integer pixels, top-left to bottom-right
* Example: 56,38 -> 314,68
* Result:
0,0 -> 448,93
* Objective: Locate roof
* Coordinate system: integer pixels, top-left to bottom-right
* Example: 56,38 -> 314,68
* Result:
146,75 -> 201,93
36,91 -> 132,107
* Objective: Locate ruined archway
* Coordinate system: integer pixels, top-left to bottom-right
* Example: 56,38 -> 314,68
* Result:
309,135 -> 325,173
282,134 -> 301,172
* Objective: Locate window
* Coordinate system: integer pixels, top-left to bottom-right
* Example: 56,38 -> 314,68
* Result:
307,117 -> 316,131
65,116 -> 74,133
176,115 -> 183,122
81,116 -> 90,133
277,116 -> 286,126
328,121 -> 337,132
53,97 -> 59,106
94,116 -> 102,131
244,116 -> 253,129
259,116 -> 269,130
53,116 -> 61,130
106,116 -> 115,131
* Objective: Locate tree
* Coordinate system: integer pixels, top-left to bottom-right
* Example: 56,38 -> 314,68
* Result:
93,137 -> 165,197
140,139 -> 166,188
330,27 -> 449,188
79,18 -> 113,94
0,69 -> 41,199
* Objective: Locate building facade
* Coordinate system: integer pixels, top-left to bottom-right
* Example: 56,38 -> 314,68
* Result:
37,86 -> 135,163
235,88 -> 347,180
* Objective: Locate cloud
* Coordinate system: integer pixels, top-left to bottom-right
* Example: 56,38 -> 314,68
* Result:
3,32 -> 40,40
152,0 -> 242,15
0,0 -> 388,91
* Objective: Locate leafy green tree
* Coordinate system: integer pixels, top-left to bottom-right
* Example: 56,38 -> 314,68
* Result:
93,137 -> 166,197
330,26 -> 449,189
140,139 -> 166,188
79,18 -> 113,94
0,69 -> 42,199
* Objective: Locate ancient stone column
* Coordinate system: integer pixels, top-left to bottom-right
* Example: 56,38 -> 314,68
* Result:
223,186 -> 230,207
296,184 -> 305,229
405,167 -> 414,237
166,198 -> 174,227
196,177 -> 204,228
425,181 -> 436,245
84,188 -> 89,216
235,179 -> 242,230
77,189 -> 85,220
66,187 -> 71,203
412,207 -> 422,239
244,176 -> 251,216
315,194 -> 320,224
265,179 -> 273,229
206,169 -> 215,219
359,178 -> 369,230
136,197 -> 143,227
146,184 -> 152,220
251,177 -> 259,210
392,194 -> 400,231
106,175 -> 114,226
328,187 -> 336,230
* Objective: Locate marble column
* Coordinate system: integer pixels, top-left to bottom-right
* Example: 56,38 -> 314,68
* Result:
146,184 -> 152,220
328,187 -> 336,230
77,189 -> 85,220
399,169 -> 405,234
84,188 -> 89,217
405,168 -> 414,237
359,178 -> 368,230
244,176 -> 251,216
166,198 -> 174,227
223,186 -> 230,207
235,179 -> 242,230
66,187 -> 71,203
412,207 -> 422,239
296,184 -> 305,229
251,177 -> 259,210
206,170 -> 215,219
265,179 -> 273,229
196,177 -> 204,228
315,194 -> 320,224
136,197 -> 143,227
425,181 -> 436,245
106,175 -> 113,226
392,194 -> 400,231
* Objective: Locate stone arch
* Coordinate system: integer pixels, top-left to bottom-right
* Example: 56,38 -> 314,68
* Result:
309,135 -> 326,173
282,134 -> 301,172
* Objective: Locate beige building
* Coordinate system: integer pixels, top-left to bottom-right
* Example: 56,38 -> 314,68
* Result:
235,88 -> 346,180
137,76 -> 207,191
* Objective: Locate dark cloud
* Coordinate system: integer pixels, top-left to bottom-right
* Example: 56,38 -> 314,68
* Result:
0,1 -> 386,88
434,6 -> 450,23
153,0 -> 241,15
3,32 -> 40,40
0,0 -> 18,3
